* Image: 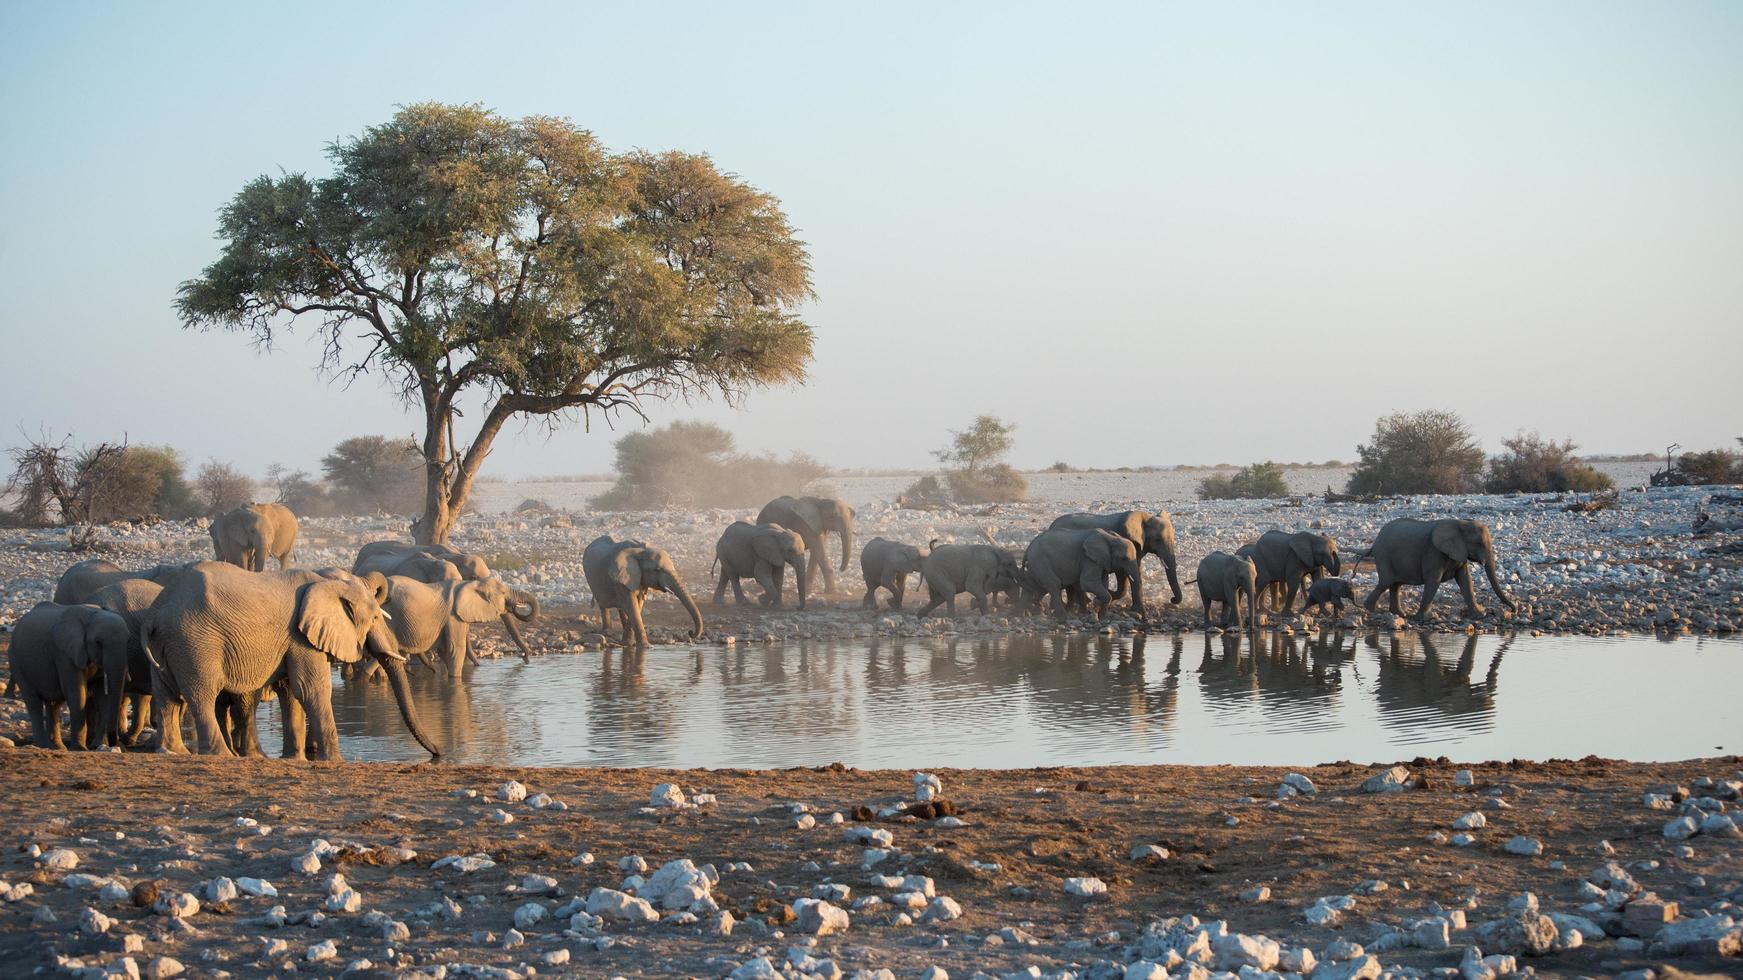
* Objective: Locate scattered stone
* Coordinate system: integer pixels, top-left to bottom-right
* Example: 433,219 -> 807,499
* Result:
1130,844 -> 1169,862
152,893 -> 199,918
305,939 -> 337,962
914,772 -> 942,801
1654,914 -> 1740,956
650,783 -> 686,808
39,848 -> 80,871
1240,885 -> 1271,903
1283,773 -> 1317,795
1064,877 -> 1107,898
585,887 -> 658,924
497,780 -> 527,803
1212,933 -> 1280,971
1311,954 -> 1381,979
1476,909 -> 1558,956
922,897 -> 962,922
1663,815 -> 1699,840
1504,836 -> 1544,856
1362,767 -> 1411,793
1453,811 -> 1487,830
80,907 -> 115,935
433,854 -> 497,873
792,898 -> 850,936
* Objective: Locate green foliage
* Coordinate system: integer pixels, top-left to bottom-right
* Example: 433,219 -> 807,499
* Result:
591,421 -> 830,510
322,436 -> 424,514
1347,410 -> 1485,496
1677,449 -> 1743,485
1197,461 -> 1289,500
934,415 -> 1016,473
1484,433 -> 1613,493
178,103 -> 815,542
946,463 -> 1028,504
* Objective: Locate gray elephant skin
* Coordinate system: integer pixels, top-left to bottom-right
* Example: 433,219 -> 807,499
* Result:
8,601 -> 132,749
756,495 -> 854,594
714,522 -> 809,609
1024,528 -> 1146,620
1302,577 -> 1357,615
382,574 -> 543,677
87,579 -> 165,747
1196,551 -> 1258,631
859,537 -> 927,610
351,542 -> 537,659
1047,510 -> 1184,606
53,559 -> 187,606
1360,518 -> 1515,622
210,502 -> 299,571
916,544 -> 1021,618
142,561 -> 440,760
582,536 -> 705,647
1242,529 -> 1340,613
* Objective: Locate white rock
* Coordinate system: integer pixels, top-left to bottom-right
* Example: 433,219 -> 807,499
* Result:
791,898 -> 850,935
141,957 -> 184,979
1240,885 -> 1270,903
324,889 -> 360,913
432,853 -> 496,873
1063,876 -> 1107,898
203,877 -> 238,904
1213,933 -> 1280,971
935,815 -> 966,829
1130,844 -> 1170,861
1453,812 -> 1487,830
1124,963 -> 1168,980
729,958 -> 781,980
497,780 -> 527,802
1455,770 -> 1475,786
570,852 -> 596,866
794,814 -> 816,830
483,808 -> 514,825
1452,832 -> 1478,847
845,826 -> 894,847
922,896 -> 963,922
618,854 -> 648,873
541,949 -> 570,966
291,851 -> 322,875
1283,773 -> 1317,794
1663,815 -> 1700,840
305,939 -> 337,962
38,848 -> 79,871
1363,766 -> 1411,793
153,893 -> 200,918
914,772 -> 943,802
80,907 -> 115,935
513,902 -> 547,929
1504,836 -> 1544,856
585,887 -> 658,923
901,875 -> 936,898
650,783 -> 686,808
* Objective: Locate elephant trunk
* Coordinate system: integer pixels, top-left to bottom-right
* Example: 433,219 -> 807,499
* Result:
369,627 -> 442,760
1129,566 -> 1147,618
1246,584 -> 1257,634
837,523 -> 853,573
663,573 -> 705,639
1482,555 -> 1515,610
501,589 -> 539,664
791,555 -> 809,609
1328,552 -> 1342,576
1163,552 -> 1184,604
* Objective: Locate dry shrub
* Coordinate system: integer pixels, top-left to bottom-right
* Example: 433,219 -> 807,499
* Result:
592,421 -> 831,510
1484,433 -> 1612,493
1197,462 -> 1288,500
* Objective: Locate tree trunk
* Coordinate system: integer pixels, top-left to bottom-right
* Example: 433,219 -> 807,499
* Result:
416,391 -> 455,545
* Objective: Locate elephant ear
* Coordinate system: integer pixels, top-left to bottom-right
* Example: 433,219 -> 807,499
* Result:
1432,522 -> 1470,564
453,581 -> 503,623
1081,532 -> 1114,568
753,532 -> 785,566
792,499 -> 824,533
610,549 -> 643,590
1289,534 -> 1315,569
297,581 -> 365,663
53,613 -> 93,670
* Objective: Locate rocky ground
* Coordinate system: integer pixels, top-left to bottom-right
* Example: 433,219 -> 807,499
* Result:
2,465 -> 1740,644
0,751 -> 1737,979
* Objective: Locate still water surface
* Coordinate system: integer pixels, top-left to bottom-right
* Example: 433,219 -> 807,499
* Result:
316,632 -> 1740,768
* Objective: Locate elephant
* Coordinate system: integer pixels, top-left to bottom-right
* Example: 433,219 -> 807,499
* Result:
713,522 -> 809,609
210,502 -> 299,571
1047,510 -> 1184,606
582,536 -> 705,648
1359,518 -> 1516,622
1023,528 -> 1146,620
7,601 -> 132,750
87,579 -> 165,747
915,544 -> 1022,618
378,574 -> 545,677
1302,577 -> 1358,616
141,561 -> 440,760
1242,530 -> 1341,614
53,559 -> 188,606
1195,551 -> 1258,632
353,541 -> 491,582
351,542 -> 537,659
756,495 -> 854,594
859,537 -> 929,610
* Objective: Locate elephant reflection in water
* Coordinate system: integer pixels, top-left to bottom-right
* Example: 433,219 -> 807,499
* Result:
705,641 -> 865,754
1367,631 -> 1510,732
863,637 -> 913,687
1197,631 -> 1347,708
333,665 -> 513,761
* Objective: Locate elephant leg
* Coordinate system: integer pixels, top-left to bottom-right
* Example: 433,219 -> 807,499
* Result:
712,568 -> 728,606
64,676 -> 92,750
1388,584 -> 1403,615
1363,578 -> 1384,612
915,586 -> 945,619
1415,569 -> 1445,622
890,577 -> 906,610
1454,565 -> 1486,617
230,690 -> 264,758
812,532 -> 837,594
284,664 -> 339,762
1110,569 -> 1128,601
152,671 -> 187,754
1282,576 -> 1302,615
186,685 -> 233,757
862,579 -> 879,609
755,563 -> 781,608
123,693 -> 149,746
627,595 -> 648,647
1080,573 -> 1112,621
25,693 -> 62,750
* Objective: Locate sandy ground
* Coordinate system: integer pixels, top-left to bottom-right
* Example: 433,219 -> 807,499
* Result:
0,751 -> 1738,978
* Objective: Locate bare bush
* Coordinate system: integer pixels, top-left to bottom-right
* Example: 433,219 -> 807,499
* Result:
195,461 -> 256,515
5,436 -> 197,524
322,436 -> 424,515
592,421 -> 832,511
1678,449 -> 1743,486
1484,433 -> 1612,493
1347,410 -> 1484,496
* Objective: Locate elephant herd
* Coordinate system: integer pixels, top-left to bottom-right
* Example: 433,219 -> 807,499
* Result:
5,490 -> 1518,759
6,503 -> 537,759
593,495 -> 1516,644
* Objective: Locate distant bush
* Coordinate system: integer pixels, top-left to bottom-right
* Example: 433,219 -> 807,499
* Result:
194,461 -> 256,515
1484,433 -> 1613,493
3,435 -> 198,524
1678,449 -> 1743,486
592,421 -> 832,510
1048,461 -> 1072,473
901,415 -> 1028,505
947,463 -> 1029,504
1347,410 -> 1485,496
1197,461 -> 1289,500
265,464 -> 335,518
322,436 -> 424,515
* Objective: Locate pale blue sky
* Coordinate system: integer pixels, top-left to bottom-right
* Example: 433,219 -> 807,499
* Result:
2,1 -> 1739,477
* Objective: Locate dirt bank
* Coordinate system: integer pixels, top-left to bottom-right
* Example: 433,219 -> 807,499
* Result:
1,751 -> 1738,978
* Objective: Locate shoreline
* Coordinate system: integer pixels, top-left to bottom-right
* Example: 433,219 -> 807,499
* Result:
1,751 -> 1738,978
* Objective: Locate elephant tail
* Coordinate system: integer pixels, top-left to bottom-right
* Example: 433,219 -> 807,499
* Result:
1181,577 -> 1198,586
1344,546 -> 1376,574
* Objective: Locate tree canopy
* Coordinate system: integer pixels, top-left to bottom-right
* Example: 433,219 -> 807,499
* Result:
1347,409 -> 1485,495
179,103 -> 815,541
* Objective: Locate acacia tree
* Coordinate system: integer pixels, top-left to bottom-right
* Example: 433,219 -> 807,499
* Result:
179,104 -> 815,543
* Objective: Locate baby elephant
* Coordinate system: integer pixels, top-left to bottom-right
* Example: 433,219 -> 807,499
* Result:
1196,551 -> 1258,632
8,601 -> 132,750
714,522 -> 809,609
860,538 -> 928,610
1302,577 -> 1358,616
